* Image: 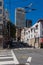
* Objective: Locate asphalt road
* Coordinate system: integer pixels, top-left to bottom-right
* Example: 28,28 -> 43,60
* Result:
13,48 -> 43,65
0,48 -> 43,65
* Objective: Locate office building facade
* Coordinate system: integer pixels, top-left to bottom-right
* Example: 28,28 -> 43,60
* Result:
15,8 -> 26,28
15,8 -> 26,41
26,19 -> 32,28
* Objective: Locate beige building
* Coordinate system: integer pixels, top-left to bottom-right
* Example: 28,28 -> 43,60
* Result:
21,29 -> 25,42
16,28 -> 22,41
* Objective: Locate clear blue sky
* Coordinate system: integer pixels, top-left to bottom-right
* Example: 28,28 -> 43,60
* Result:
4,0 -> 43,25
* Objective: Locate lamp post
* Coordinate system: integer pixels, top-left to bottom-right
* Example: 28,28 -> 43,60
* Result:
7,20 -> 10,39
9,22 -> 10,37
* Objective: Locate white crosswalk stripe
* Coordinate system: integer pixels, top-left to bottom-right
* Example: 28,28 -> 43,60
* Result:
0,50 -> 18,65
11,50 -> 19,64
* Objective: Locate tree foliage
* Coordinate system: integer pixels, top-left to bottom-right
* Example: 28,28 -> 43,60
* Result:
7,21 -> 16,38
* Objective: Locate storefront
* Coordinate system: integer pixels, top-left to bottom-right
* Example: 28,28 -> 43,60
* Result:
40,38 -> 43,48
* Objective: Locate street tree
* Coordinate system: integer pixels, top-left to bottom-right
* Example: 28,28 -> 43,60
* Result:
7,20 -> 16,39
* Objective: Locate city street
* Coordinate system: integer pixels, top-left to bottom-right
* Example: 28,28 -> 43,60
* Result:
0,0 -> 43,65
0,48 -> 43,65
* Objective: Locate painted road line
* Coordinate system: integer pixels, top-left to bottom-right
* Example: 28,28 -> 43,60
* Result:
0,57 -> 13,59
0,50 -> 15,65
0,55 -> 12,57
0,61 -> 15,64
11,50 -> 19,64
0,55 -> 7,56
27,57 -> 32,63
25,63 -> 30,65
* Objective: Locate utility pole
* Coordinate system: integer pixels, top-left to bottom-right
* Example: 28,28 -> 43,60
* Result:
9,21 -> 10,38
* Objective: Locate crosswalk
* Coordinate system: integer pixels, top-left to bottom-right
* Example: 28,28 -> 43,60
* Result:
0,50 -> 32,65
0,50 -> 17,65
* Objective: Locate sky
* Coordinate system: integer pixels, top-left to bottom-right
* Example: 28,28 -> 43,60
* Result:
4,0 -> 43,25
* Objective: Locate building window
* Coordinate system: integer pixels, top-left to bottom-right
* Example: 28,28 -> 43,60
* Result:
0,9 -> 2,14
42,25 -> 43,28
31,28 -> 33,32
28,31 -> 30,33
0,31 -> 3,35
0,17 -> 2,21
34,28 -> 35,32
29,36 -> 30,38
35,25 -> 38,30
41,22 -> 43,28
35,38 -> 38,43
31,34 -> 33,38
0,25 -> 2,29
0,2 -> 2,6
27,39 -> 29,41
42,31 -> 43,35
0,25 -> 3,35
26,32 -> 28,35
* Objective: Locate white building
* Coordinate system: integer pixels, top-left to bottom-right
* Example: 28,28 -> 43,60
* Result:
21,19 -> 43,48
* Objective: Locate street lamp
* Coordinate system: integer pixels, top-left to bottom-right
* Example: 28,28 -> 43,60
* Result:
7,20 -> 10,38
24,8 -> 37,13
23,2 -> 37,13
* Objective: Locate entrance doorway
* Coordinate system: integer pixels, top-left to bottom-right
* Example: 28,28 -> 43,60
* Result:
41,43 -> 43,48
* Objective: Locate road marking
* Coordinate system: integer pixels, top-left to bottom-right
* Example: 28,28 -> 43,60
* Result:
25,63 -> 30,65
0,61 -> 15,64
27,57 -> 32,63
0,57 -> 13,59
0,50 -> 14,65
11,50 -> 19,64
25,57 -> 32,65
14,48 -> 33,50
18,55 -> 28,59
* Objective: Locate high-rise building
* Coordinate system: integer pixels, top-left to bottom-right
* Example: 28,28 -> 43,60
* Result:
0,0 -> 4,48
3,9 -> 9,38
15,8 -> 26,28
26,19 -> 32,28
